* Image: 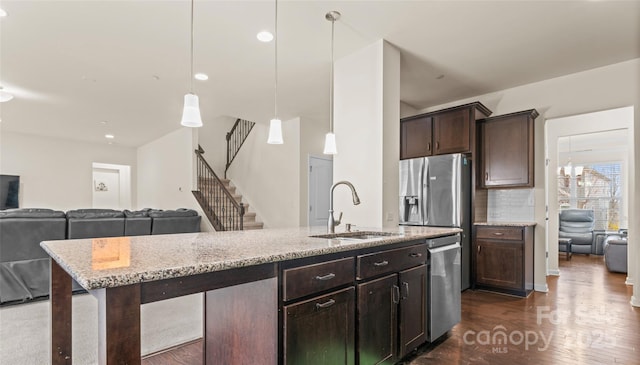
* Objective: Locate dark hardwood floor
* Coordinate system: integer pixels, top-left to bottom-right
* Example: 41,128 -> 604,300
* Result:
143,254 -> 638,365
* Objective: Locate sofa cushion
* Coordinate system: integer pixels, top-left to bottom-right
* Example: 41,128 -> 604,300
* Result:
66,209 -> 124,219
148,208 -> 198,218
0,208 -> 66,219
123,209 -> 151,218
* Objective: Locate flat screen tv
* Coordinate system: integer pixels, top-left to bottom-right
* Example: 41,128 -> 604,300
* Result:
0,175 -> 20,210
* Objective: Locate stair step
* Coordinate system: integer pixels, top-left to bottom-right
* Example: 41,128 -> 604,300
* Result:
198,177 -> 231,186
243,221 -> 264,230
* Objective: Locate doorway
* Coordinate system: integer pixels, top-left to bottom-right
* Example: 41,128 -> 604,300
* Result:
545,106 -> 633,282
92,163 -> 132,210
308,156 -> 333,227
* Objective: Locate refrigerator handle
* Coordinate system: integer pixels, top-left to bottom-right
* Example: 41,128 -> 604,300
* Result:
422,159 -> 428,224
418,158 -> 426,225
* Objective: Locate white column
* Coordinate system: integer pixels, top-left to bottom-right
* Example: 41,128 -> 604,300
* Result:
332,40 -> 400,229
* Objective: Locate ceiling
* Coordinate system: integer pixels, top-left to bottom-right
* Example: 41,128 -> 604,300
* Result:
1,1 -> 639,148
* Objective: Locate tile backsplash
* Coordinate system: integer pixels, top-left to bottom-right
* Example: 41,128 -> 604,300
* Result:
487,189 -> 535,222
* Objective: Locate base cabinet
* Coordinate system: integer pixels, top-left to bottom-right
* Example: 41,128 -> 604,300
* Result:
283,287 -> 355,365
398,265 -> 427,357
356,245 -> 427,365
357,275 -> 397,365
280,239 -> 447,365
473,225 -> 534,297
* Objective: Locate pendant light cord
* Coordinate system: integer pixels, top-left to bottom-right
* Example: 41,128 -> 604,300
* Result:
274,0 -> 278,119
329,17 -> 335,133
190,0 -> 194,93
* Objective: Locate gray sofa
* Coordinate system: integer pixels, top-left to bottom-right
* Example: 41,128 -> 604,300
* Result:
558,209 -> 595,255
0,207 -> 200,305
67,209 -> 126,239
149,208 -> 201,235
0,209 -> 67,303
604,235 -> 628,273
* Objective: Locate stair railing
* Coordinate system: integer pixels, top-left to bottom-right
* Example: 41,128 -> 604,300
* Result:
194,146 -> 244,231
225,118 -> 255,178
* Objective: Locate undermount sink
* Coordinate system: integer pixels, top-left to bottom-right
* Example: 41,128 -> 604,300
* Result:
310,231 -> 400,241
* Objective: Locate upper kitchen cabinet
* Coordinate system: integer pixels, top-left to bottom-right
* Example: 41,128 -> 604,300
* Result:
400,102 -> 492,160
478,109 -> 539,188
400,116 -> 433,159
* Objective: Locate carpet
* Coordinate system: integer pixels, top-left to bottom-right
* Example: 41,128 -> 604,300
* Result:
0,293 -> 203,364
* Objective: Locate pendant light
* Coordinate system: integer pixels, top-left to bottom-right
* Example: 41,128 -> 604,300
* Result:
180,0 -> 203,128
323,11 -> 340,155
267,0 -> 283,144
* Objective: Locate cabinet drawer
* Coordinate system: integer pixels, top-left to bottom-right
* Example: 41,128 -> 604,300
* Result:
476,226 -> 523,241
283,257 -> 354,301
357,244 -> 427,280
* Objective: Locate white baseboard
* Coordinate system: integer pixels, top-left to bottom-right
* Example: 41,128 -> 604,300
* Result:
625,277 -> 634,286
547,269 -> 560,276
631,296 -> 640,308
534,283 -> 549,292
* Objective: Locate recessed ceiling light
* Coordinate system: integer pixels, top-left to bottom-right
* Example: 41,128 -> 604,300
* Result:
0,9 -> 7,17
105,134 -> 115,139
194,73 -> 209,81
257,31 -> 274,42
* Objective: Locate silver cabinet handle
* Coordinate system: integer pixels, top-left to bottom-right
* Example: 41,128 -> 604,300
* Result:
315,273 -> 336,281
409,252 -> 422,258
402,282 -> 409,300
315,299 -> 336,309
373,260 -> 389,267
493,232 -> 504,236
392,285 -> 400,304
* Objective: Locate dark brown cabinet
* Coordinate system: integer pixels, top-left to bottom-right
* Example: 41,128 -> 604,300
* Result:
400,102 -> 492,160
478,109 -> 538,188
280,239 -> 442,365
283,287 -> 355,365
432,108 -> 471,155
473,225 -> 534,297
400,116 -> 433,159
398,264 -> 427,357
357,274 -> 397,365
356,245 -> 427,364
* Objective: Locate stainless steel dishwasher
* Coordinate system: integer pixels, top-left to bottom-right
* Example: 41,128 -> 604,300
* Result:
427,234 -> 461,342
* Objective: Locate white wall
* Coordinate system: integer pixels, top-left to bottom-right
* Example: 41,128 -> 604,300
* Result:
299,116 -> 330,226
226,118 -> 301,228
198,115 -> 237,175
136,127 -> 213,231
416,58 -> 639,300
0,131 -> 136,211
333,40 -> 400,229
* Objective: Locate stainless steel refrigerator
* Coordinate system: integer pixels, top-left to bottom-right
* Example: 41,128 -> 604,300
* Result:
399,153 -> 471,290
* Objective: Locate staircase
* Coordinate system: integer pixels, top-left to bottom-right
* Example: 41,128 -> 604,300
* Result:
216,178 -> 263,230
193,144 -> 263,231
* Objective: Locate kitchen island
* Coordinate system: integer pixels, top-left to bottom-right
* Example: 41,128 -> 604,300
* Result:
41,225 -> 460,365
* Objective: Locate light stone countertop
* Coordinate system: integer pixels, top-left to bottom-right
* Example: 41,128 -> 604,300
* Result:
41,226 -> 461,290
474,222 -> 537,227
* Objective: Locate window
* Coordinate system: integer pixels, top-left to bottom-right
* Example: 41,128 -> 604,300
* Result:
558,163 -> 622,230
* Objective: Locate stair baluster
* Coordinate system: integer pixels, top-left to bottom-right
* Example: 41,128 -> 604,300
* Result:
193,146 -> 244,231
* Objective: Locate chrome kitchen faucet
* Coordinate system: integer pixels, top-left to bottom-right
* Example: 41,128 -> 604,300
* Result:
328,181 -> 360,233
